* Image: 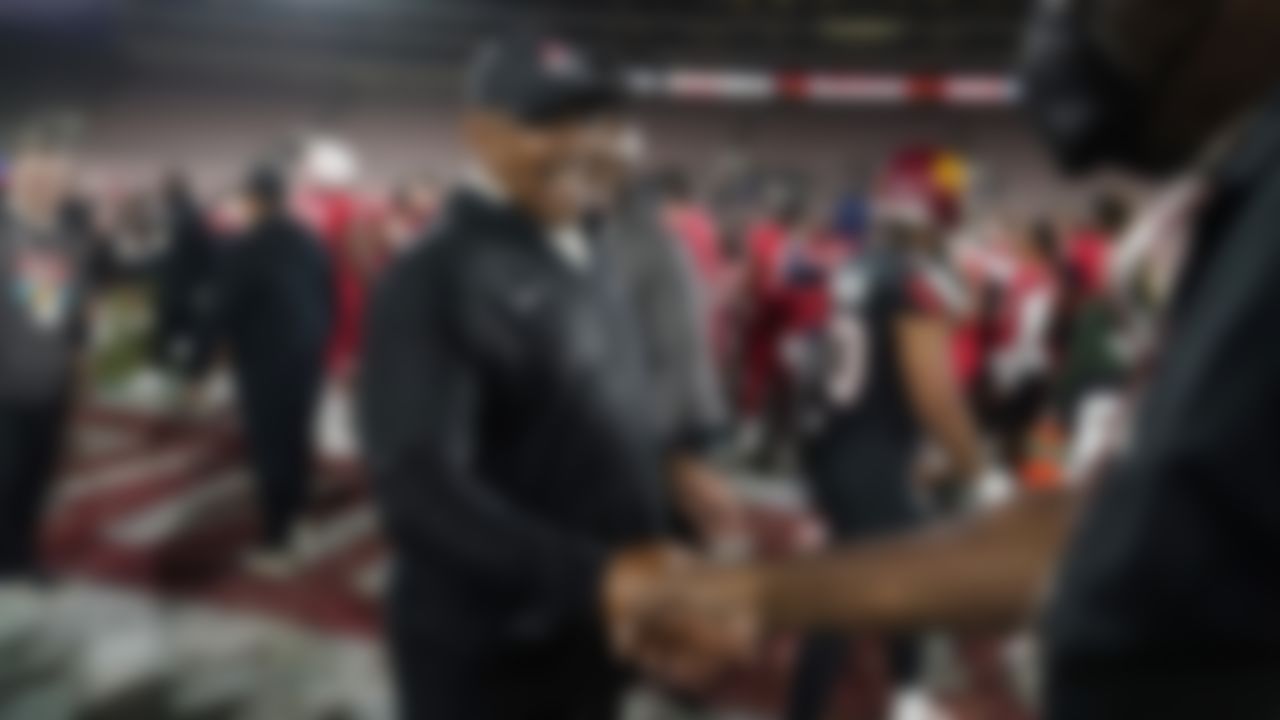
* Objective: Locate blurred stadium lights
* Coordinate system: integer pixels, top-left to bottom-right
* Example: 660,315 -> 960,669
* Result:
0,0 -> 1027,101
624,68 -> 1017,106
120,0 -> 1025,70
819,16 -> 904,47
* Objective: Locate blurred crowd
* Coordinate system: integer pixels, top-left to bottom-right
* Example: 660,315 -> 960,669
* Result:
37,145 -> 1125,428
2,110 -> 1152,712
38,134 -> 1143,491
7,0 -> 1280,717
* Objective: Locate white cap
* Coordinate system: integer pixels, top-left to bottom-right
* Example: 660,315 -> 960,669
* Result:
302,136 -> 360,188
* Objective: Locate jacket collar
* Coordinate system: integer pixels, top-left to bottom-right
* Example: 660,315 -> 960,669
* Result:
449,166 -> 594,271
1206,84 -> 1280,209
1167,83 -> 1280,323
448,173 -> 543,242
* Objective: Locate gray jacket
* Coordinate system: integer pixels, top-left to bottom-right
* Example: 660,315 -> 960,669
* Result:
602,188 -> 726,452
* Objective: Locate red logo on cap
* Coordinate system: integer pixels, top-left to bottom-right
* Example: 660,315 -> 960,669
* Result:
540,40 -> 581,76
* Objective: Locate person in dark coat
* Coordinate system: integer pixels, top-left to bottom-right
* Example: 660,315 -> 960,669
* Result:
217,167 -> 332,575
153,173 -> 218,379
623,2 -> 1280,718
359,36 -> 702,720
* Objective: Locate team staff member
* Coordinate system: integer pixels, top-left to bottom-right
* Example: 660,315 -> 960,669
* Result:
359,37 -> 686,720
216,168 -> 332,575
153,173 -> 218,379
786,147 -> 984,720
585,119 -> 748,553
625,0 -> 1280,717
0,117 -> 93,579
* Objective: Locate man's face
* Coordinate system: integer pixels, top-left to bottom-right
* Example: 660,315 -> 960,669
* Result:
1078,0 -> 1210,80
1092,0 -> 1280,168
1029,0 -> 1280,173
465,110 -> 605,226
10,149 -> 75,220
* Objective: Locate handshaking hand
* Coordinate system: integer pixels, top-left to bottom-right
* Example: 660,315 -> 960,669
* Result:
603,545 -> 763,690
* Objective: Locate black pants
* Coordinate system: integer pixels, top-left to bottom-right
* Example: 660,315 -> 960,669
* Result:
235,360 -> 321,549
787,435 -> 923,720
0,395 -> 70,578
389,601 -> 626,720
989,377 -> 1050,469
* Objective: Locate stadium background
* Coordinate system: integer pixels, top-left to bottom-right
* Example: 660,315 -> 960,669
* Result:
0,2 -> 1129,719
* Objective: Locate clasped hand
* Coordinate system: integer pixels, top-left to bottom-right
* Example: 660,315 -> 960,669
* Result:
603,545 -> 761,690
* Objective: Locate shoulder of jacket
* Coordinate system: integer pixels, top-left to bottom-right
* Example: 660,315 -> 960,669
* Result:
381,226 -> 522,312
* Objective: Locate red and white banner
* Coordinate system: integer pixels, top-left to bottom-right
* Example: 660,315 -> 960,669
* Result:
626,69 -> 1017,106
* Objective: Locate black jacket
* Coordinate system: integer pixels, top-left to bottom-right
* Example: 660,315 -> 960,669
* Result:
218,214 -> 333,376
1045,89 -> 1280,716
154,192 -> 220,374
359,190 -> 667,651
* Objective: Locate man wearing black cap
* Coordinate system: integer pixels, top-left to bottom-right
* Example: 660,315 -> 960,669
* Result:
359,37 -> 688,720
216,167 -> 332,575
620,1 -> 1280,717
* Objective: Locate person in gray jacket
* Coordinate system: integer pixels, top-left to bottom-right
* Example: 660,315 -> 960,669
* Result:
0,116 -> 93,579
587,121 -> 748,554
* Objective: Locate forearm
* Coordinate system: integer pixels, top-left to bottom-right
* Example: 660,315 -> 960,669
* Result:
897,316 -> 984,478
757,488 -> 1078,633
922,393 -> 985,479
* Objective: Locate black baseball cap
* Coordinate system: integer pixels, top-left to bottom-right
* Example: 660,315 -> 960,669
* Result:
466,34 -> 625,125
